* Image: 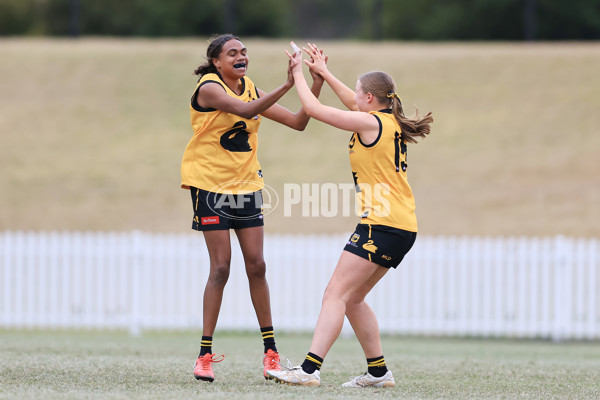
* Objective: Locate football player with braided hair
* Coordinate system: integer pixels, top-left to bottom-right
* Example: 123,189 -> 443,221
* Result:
182,34 -> 324,383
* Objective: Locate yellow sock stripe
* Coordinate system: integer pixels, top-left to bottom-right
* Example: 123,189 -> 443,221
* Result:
261,330 -> 274,337
368,360 -> 386,367
305,355 -> 322,366
262,334 -> 274,339
201,340 -> 212,346
367,225 -> 372,261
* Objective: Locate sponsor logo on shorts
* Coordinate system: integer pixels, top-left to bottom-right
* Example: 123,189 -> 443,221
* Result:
362,240 -> 378,253
381,255 -> 392,261
201,216 -> 220,225
347,232 -> 360,247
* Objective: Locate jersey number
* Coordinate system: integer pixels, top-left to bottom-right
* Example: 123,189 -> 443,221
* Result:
394,131 -> 407,172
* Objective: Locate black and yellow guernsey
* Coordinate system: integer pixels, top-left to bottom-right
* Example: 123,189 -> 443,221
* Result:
181,72 -> 263,194
349,109 -> 418,232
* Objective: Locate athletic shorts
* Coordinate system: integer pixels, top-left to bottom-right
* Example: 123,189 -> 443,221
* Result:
343,223 -> 417,269
190,187 -> 264,231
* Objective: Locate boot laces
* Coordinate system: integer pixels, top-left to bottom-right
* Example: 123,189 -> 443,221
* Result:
200,353 -> 224,368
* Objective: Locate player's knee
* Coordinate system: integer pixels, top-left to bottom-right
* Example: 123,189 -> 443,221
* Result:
345,298 -> 366,316
245,259 -> 266,280
209,262 -> 231,286
323,281 -> 361,306
322,285 -> 344,306
346,292 -> 366,306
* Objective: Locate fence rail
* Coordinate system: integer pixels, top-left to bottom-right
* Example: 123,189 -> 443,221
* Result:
1,231 -> 598,340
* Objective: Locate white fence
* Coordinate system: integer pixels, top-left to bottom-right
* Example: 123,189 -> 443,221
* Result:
1,231 -> 599,340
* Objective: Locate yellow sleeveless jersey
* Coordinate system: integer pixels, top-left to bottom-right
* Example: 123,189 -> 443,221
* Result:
349,109 -> 417,232
181,73 -> 263,194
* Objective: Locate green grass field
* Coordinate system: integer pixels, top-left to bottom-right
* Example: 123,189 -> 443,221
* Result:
1,38 -> 599,236
2,330 -> 600,399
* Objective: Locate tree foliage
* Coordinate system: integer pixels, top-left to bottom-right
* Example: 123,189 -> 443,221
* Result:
1,0 -> 598,40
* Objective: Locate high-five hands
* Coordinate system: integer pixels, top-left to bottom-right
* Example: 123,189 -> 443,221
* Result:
286,42 -> 328,80
302,43 -> 328,77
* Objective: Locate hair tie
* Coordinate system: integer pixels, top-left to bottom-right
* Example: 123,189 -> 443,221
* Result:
386,92 -> 401,102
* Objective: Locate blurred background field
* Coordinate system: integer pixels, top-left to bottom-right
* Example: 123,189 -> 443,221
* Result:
1,38 -> 599,236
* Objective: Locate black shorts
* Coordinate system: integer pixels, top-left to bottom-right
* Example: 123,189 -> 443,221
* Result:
190,187 -> 264,231
343,224 -> 417,269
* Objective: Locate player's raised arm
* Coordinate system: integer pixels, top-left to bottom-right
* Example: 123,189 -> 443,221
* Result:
259,46 -> 325,131
197,72 -> 293,121
303,43 -> 358,111
286,50 -> 380,142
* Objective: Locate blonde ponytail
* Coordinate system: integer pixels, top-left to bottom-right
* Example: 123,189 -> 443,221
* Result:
359,71 -> 433,144
390,96 -> 433,144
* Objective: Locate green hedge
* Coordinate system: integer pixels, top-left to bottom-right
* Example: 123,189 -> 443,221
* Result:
1,0 -> 598,40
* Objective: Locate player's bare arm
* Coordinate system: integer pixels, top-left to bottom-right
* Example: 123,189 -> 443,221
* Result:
197,74 -> 293,120
260,45 -> 325,131
288,51 -> 379,143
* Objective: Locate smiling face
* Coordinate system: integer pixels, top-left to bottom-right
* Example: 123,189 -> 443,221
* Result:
213,39 -> 248,80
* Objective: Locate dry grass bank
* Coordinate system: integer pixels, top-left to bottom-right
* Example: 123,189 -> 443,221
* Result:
1,38 -> 598,236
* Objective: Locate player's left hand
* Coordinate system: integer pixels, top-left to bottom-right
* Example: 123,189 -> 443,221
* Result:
304,43 -> 328,77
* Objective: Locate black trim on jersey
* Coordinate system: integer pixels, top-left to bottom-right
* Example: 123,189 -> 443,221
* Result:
215,70 -> 247,95
190,74 -> 249,112
356,114 -> 382,148
241,77 -> 247,95
191,80 -> 221,112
